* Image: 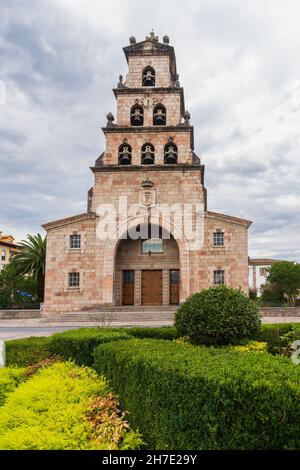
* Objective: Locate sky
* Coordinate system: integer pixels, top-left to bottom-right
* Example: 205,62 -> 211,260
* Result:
1,0 -> 300,261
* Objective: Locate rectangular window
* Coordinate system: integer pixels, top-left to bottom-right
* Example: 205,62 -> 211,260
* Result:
170,269 -> 180,284
1,249 -> 5,262
70,234 -> 81,249
68,272 -> 80,287
214,270 -> 224,285
259,267 -> 267,277
141,238 -> 163,253
213,232 -> 224,246
123,270 -> 134,284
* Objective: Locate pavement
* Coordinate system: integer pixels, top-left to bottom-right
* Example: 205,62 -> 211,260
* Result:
0,316 -> 300,341
0,319 -> 173,340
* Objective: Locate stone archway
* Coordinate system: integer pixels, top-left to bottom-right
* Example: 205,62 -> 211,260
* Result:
102,216 -> 191,305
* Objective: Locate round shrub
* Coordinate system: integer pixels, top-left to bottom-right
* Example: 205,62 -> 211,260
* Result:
175,286 -> 261,345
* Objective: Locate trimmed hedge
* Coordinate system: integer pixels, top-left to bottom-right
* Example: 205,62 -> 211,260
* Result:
0,368 -> 25,406
6,337 -> 53,367
49,328 -> 133,365
6,323 -> 300,369
0,362 -> 142,450
93,339 -> 300,450
127,326 -> 177,341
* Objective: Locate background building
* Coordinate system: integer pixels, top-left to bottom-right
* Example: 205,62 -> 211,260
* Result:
248,258 -> 284,296
0,231 -> 20,271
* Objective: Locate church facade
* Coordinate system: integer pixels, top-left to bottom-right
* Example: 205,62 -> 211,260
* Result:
42,33 -> 251,316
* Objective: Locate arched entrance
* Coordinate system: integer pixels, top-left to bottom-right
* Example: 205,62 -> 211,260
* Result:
115,225 -> 180,306
102,216 -> 191,306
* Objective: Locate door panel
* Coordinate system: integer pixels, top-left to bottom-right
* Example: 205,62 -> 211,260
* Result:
141,270 -> 162,305
122,270 -> 134,305
170,269 -> 180,305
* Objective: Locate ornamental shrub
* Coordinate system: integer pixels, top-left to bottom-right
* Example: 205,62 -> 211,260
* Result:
93,338 -> 300,450
0,362 -> 142,450
0,368 -> 25,406
175,285 -> 261,345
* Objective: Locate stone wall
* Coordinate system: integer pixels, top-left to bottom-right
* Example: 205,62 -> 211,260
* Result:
260,307 -> 300,317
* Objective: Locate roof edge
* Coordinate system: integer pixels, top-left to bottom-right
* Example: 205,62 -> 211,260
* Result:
205,210 -> 252,227
42,212 -> 96,231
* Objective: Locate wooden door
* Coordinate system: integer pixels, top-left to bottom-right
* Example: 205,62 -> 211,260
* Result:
141,270 -> 162,305
170,269 -> 180,305
122,270 -> 134,305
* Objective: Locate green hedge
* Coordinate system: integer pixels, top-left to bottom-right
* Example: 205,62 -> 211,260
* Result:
93,339 -> 300,450
127,326 -> 177,341
258,323 -> 300,354
0,362 -> 142,450
6,337 -> 53,367
49,328 -> 133,365
0,368 -> 25,406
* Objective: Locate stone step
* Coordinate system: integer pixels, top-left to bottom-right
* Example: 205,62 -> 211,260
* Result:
41,309 -> 177,323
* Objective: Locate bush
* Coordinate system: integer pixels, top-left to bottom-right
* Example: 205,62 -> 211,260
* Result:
127,326 -> 177,341
260,284 -> 285,305
93,338 -> 300,450
0,368 -> 25,406
49,328 -> 133,365
175,286 -> 261,345
258,323 -> 300,355
6,337 -> 53,367
0,362 -> 142,450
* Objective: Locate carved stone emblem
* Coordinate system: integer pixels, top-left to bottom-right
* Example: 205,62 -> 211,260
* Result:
140,95 -> 158,109
139,178 -> 156,208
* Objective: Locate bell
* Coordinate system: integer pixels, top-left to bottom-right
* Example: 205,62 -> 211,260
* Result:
154,113 -> 166,125
165,147 -> 177,164
143,71 -> 155,86
132,112 -> 143,126
142,151 -> 154,164
119,147 -> 131,165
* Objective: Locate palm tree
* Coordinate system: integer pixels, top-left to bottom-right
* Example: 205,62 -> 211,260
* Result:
11,234 -> 46,303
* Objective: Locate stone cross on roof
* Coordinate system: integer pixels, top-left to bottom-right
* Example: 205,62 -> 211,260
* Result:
146,30 -> 158,43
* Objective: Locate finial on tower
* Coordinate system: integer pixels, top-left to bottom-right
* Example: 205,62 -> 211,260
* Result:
146,30 -> 158,43
163,35 -> 170,44
106,112 -> 115,127
129,36 -> 136,44
117,75 -> 125,88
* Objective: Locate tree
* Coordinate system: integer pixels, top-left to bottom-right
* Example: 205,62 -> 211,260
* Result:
0,264 -> 37,308
266,261 -> 300,307
10,234 -> 46,302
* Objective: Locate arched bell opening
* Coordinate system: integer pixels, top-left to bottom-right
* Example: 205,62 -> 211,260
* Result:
153,104 -> 166,126
164,142 -> 178,164
141,143 -> 155,165
118,143 -> 132,165
142,66 -> 155,86
130,104 -> 144,126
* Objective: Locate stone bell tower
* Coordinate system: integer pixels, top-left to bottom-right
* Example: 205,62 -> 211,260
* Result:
42,32 -> 251,315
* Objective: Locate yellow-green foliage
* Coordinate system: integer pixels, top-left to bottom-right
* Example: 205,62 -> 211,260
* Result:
228,341 -> 268,353
0,362 -> 142,450
0,368 -> 25,406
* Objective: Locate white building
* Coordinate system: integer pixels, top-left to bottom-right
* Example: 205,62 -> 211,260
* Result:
248,258 -> 283,296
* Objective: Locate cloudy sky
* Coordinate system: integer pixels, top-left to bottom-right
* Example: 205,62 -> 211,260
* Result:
1,0 -> 300,260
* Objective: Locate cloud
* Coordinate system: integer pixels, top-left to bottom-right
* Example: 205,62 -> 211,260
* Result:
0,0 -> 299,261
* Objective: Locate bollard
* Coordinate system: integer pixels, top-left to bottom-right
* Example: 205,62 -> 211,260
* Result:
0,340 -> 5,368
